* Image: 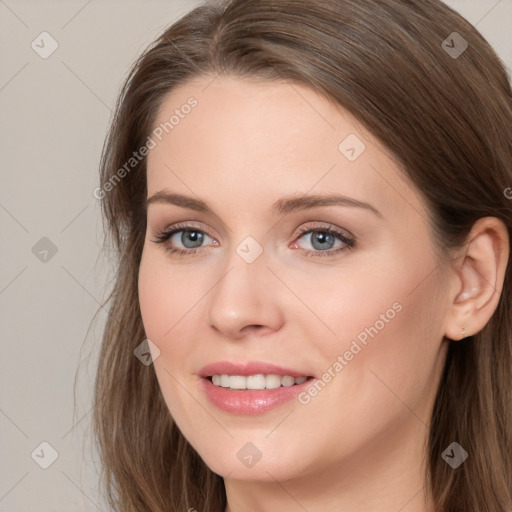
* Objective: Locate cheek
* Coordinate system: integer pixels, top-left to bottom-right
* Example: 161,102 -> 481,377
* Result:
313,252 -> 446,434
138,253 -> 201,426
138,250 -> 196,344
138,263 -> 167,342
317,231 -> 444,361
138,249 -> 207,386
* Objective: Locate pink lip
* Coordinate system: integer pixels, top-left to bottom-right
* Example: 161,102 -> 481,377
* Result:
199,361 -> 310,378
198,361 -> 314,415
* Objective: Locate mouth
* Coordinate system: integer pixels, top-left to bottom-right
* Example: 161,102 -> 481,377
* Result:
207,374 -> 310,390
198,361 -> 316,415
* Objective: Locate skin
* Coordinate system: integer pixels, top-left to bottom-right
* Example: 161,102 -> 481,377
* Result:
138,75 -> 509,512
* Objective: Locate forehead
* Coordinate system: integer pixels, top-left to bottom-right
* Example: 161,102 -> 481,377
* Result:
146,75 -> 428,222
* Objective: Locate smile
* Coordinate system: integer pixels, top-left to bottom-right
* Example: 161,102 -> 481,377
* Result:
199,361 -> 315,414
210,374 -> 308,390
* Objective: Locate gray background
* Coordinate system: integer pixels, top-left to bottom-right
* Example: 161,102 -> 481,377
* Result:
0,1 -> 510,510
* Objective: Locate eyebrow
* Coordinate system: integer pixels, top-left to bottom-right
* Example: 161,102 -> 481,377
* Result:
146,191 -> 383,218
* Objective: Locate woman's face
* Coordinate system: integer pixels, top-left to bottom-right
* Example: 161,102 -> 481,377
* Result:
138,75 -> 451,484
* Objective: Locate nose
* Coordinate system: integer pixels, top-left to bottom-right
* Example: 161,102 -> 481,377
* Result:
207,247 -> 284,340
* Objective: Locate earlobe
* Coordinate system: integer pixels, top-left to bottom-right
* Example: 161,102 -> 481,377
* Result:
443,217 -> 509,342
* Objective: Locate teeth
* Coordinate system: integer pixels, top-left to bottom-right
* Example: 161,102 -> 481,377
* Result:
247,374 -> 266,389
229,376 -> 246,389
281,375 -> 295,387
210,374 -> 308,390
265,374 -> 281,389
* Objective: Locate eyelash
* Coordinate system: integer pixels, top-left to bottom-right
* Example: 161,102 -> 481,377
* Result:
150,222 -> 356,259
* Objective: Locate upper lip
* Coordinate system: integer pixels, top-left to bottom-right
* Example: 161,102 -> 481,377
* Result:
199,361 -> 311,378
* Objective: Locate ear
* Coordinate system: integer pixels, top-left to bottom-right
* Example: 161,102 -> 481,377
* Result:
443,217 -> 509,341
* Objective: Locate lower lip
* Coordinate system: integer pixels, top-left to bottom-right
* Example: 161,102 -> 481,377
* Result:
201,377 -> 314,415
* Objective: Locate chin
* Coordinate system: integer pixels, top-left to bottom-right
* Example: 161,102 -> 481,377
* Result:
193,439 -> 309,483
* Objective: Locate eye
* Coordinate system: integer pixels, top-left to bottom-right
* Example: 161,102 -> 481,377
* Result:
150,222 -> 356,259
150,223 -> 216,257
292,224 -> 355,258
168,229 -> 210,249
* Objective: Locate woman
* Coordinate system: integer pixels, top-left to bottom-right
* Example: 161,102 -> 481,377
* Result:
93,0 -> 512,510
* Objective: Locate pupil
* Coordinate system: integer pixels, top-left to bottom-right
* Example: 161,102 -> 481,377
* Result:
312,231 -> 333,250
183,230 -> 203,248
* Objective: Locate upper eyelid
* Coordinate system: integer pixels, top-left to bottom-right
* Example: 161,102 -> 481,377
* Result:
295,223 -> 353,237
157,222 -> 354,244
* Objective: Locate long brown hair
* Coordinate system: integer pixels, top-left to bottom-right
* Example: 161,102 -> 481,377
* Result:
92,0 -> 512,510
